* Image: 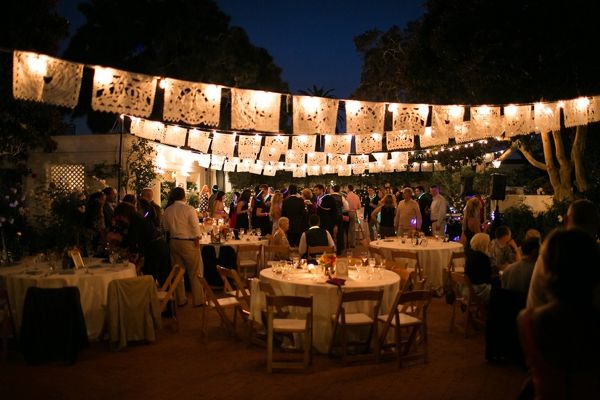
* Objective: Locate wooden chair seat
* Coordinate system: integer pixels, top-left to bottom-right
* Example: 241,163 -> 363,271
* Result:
236,244 -> 262,278
329,289 -> 383,364
267,295 -> 313,373
307,245 -> 335,258
449,272 -> 486,338
157,265 -> 186,331
390,250 -> 422,279
378,290 -> 433,367
196,275 -> 244,340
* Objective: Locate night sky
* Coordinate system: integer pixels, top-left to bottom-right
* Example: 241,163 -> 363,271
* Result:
57,0 -> 424,99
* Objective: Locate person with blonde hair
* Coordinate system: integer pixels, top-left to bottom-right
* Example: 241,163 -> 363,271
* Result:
198,184 -> 210,217
269,192 -> 284,235
465,232 -> 494,304
461,197 -> 482,248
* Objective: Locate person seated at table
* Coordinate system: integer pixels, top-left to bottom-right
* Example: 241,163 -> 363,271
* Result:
298,214 -> 336,259
490,225 -> 520,272
517,228 -> 600,399
269,217 -> 290,260
501,236 -> 540,294
465,233 -> 495,305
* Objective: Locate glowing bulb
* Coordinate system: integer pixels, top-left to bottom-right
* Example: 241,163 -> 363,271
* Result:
575,97 -> 590,111
94,67 -> 113,85
419,104 -> 429,118
478,105 -> 490,116
204,85 -> 220,102
302,96 -> 319,113
388,103 -> 398,113
504,104 -> 517,118
449,105 -> 463,118
158,79 -> 168,90
254,91 -> 272,109
424,126 -> 432,137
345,100 -> 361,114
27,54 -> 47,76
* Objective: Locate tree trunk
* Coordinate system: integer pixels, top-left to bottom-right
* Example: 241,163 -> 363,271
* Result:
517,129 -> 578,201
572,125 -> 588,193
552,130 -> 573,200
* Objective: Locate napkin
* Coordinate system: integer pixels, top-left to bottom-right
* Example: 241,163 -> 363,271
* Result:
326,277 -> 346,287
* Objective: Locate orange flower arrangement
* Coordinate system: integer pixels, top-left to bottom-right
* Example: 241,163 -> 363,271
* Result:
318,252 -> 337,275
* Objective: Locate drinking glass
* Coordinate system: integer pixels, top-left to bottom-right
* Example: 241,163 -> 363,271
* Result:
361,251 -> 368,266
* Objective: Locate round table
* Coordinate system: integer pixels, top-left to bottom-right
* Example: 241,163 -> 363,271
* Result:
369,238 -> 463,292
0,259 -> 136,339
252,267 -> 400,353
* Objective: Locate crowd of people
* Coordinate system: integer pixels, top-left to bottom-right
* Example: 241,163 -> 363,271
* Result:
77,180 -> 600,397
456,198 -> 600,398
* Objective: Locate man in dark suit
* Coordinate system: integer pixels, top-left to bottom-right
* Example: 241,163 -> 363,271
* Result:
415,185 -> 432,235
281,184 -> 307,247
362,186 -> 379,240
314,184 -> 337,239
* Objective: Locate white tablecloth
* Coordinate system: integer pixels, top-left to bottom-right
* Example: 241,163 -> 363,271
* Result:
251,268 -> 400,353
369,238 -> 463,291
0,260 -> 136,339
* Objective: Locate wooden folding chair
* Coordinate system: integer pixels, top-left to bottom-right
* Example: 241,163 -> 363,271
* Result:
263,244 -> 291,268
216,266 -> 251,317
391,250 -> 422,279
329,289 -> 383,364
449,272 -> 486,338
0,288 -> 16,360
387,263 -> 416,293
236,243 -> 262,278
266,295 -> 313,373
378,290 -> 433,367
157,265 -> 186,331
196,274 -> 244,340
307,245 -> 335,259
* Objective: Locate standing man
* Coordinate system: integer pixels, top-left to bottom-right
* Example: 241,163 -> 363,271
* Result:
314,184 -> 336,239
330,185 -> 345,255
162,187 -> 203,307
345,185 -> 361,248
362,186 -> 379,240
430,185 -> 448,237
395,187 -> 422,235
415,185 -> 432,235
102,186 -> 117,231
141,187 -> 162,229
281,184 -> 306,247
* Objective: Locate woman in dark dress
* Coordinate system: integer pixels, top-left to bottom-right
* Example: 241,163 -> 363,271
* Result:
235,189 -> 251,230
371,194 -> 397,238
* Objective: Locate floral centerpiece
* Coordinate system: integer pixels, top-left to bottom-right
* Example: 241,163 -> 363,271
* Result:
318,252 -> 337,276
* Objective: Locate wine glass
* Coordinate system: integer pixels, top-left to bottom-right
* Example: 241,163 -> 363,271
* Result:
361,251 -> 369,267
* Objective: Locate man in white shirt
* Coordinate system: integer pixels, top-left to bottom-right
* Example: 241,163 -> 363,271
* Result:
298,214 -> 336,259
162,187 -> 203,307
394,187 -> 422,235
430,185 -> 448,237
345,185 -> 361,248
